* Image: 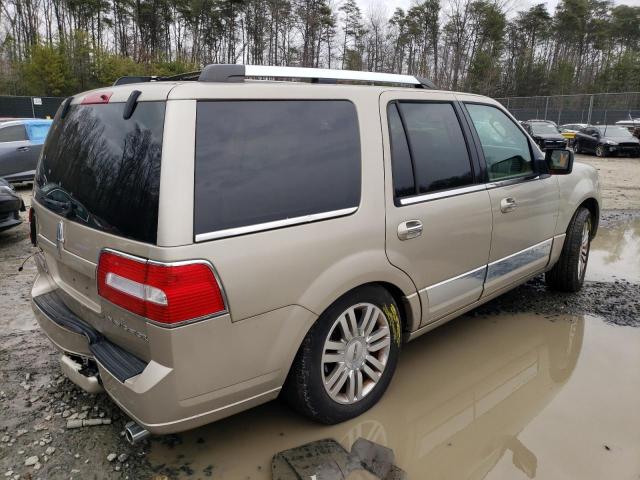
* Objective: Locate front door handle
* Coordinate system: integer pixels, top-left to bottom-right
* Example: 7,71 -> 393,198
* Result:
398,220 -> 423,240
16,146 -> 30,152
500,197 -> 517,213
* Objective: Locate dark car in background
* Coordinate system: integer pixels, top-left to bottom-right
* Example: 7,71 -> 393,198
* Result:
574,125 -> 640,158
0,177 -> 25,232
0,119 -> 53,182
522,120 -> 567,150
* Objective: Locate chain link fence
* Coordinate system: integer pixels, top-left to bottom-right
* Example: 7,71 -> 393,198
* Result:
0,95 -> 64,119
2,91 -> 640,126
496,92 -> 640,126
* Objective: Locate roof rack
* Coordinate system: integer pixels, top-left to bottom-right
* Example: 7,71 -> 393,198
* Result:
113,64 -> 437,89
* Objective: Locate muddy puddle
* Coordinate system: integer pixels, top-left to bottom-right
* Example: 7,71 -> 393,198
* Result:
147,312 -> 640,479
588,217 -> 640,283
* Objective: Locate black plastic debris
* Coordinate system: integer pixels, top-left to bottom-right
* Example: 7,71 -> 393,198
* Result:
271,437 -> 406,480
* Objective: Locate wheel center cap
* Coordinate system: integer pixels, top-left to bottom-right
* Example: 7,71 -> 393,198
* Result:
345,337 -> 366,369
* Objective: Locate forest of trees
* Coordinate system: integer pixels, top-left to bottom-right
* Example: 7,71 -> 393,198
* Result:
0,0 -> 639,98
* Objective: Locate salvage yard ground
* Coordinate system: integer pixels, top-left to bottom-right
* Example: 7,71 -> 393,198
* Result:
1,154 -> 639,479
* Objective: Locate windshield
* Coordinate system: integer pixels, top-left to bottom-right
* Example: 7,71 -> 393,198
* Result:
530,123 -> 560,135
599,126 -> 633,137
34,101 -> 165,244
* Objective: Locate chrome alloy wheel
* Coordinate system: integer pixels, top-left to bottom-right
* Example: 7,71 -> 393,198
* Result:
578,218 -> 591,280
321,303 -> 391,405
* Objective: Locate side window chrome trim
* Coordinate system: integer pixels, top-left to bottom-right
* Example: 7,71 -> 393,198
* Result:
194,207 -> 358,242
486,175 -> 542,190
399,183 -> 487,206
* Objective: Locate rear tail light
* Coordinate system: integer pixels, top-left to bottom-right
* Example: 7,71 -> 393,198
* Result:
81,91 -> 113,105
28,207 -> 37,246
97,250 -> 226,325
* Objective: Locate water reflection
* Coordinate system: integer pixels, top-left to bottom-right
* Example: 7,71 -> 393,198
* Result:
588,218 -> 640,282
149,313 -> 584,479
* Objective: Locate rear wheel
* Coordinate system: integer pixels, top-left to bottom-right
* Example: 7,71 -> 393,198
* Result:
546,207 -> 592,292
283,285 -> 401,424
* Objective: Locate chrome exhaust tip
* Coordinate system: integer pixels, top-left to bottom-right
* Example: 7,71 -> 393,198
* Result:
124,421 -> 150,445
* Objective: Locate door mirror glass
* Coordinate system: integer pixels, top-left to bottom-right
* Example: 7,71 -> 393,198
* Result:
546,148 -> 573,175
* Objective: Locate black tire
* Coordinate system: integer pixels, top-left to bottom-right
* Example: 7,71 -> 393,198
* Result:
546,207 -> 592,292
282,285 -> 401,424
595,144 -> 606,157
573,141 -> 582,154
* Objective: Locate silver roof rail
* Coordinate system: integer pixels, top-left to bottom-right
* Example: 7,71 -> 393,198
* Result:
198,64 -> 436,89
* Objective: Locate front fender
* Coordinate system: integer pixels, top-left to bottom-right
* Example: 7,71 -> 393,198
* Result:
555,162 -> 601,235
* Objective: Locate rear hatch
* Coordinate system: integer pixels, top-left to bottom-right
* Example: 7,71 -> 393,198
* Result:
33,87 -> 171,360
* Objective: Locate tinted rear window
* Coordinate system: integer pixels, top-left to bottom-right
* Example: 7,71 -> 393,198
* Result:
398,102 -> 473,194
0,124 -> 27,142
35,102 -> 165,244
194,100 -> 360,238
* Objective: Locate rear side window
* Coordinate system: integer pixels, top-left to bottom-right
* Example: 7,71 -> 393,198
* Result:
0,124 -> 27,142
35,102 -> 165,244
194,100 -> 360,239
388,102 -> 473,199
387,104 -> 415,198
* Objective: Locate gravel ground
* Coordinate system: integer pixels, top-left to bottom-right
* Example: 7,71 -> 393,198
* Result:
1,153 -> 639,479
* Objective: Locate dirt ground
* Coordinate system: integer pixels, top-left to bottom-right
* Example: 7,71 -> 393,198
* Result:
1,154 -> 639,480
577,154 -> 640,210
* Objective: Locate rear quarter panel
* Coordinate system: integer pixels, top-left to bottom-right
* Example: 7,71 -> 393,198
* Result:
158,84 -> 420,326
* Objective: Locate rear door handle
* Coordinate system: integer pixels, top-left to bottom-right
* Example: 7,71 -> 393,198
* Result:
500,197 -> 517,213
16,146 -> 30,152
397,220 -> 423,240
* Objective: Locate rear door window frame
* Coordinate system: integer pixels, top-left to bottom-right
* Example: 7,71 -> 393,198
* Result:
386,99 -> 485,207
0,124 -> 28,143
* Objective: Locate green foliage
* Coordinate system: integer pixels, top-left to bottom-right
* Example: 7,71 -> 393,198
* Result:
0,0 -> 639,97
20,44 -> 75,96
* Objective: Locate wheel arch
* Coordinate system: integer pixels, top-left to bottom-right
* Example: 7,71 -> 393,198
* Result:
579,197 -> 600,238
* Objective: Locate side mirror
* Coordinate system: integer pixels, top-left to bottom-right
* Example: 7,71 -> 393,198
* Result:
546,148 -> 573,175
591,132 -> 599,138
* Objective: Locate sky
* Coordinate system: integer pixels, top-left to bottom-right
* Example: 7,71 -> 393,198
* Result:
354,0 -> 640,18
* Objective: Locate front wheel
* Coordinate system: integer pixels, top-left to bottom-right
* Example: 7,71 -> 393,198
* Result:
595,145 -> 606,157
283,285 -> 401,424
573,141 -> 582,154
546,207 -> 592,292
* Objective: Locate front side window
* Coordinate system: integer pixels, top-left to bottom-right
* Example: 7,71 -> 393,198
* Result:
194,100 -> 361,238
394,102 -> 473,195
466,104 -> 533,181
0,124 -> 27,142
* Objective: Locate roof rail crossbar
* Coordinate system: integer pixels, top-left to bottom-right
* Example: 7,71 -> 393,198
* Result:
198,64 -> 436,89
113,71 -> 202,86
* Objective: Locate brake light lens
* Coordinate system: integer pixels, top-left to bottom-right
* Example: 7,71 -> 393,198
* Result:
81,91 -> 113,105
97,251 -> 226,325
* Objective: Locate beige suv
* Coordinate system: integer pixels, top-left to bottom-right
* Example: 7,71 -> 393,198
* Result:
30,65 -> 600,442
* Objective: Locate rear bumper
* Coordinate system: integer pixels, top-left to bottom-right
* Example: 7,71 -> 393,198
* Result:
31,269 -> 317,434
0,214 -> 21,232
3,169 -> 35,183
0,203 -> 21,231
